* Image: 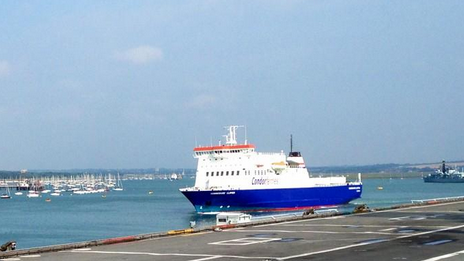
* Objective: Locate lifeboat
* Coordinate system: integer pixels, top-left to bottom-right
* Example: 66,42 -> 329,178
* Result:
271,161 -> 287,173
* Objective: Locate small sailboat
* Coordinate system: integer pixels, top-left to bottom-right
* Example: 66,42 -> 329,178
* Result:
113,173 -> 124,191
1,187 -> 12,199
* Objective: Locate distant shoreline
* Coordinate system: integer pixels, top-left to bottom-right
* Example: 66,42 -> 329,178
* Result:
1,160 -> 463,179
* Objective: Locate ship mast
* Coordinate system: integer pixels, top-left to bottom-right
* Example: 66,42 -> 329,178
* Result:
224,125 -> 244,145
290,134 -> 293,154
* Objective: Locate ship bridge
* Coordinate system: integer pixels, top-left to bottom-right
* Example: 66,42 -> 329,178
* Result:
193,126 -> 255,157
193,144 -> 255,157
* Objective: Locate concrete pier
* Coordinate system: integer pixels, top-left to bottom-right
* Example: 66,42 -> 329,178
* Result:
3,199 -> 464,260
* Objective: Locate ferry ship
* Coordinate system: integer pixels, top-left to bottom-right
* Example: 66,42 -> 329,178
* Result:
180,126 -> 362,213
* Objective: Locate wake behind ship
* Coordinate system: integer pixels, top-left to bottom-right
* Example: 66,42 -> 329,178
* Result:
180,126 -> 362,213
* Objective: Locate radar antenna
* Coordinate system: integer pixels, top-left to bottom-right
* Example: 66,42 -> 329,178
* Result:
224,125 -> 244,145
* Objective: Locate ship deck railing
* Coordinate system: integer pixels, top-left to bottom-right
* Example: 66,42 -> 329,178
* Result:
256,152 -> 285,156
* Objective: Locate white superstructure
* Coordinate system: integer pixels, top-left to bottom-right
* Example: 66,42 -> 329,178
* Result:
189,126 -> 349,191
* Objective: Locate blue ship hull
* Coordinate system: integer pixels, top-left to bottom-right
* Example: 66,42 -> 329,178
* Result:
181,184 -> 362,213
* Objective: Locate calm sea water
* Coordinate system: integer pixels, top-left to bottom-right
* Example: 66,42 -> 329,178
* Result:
1,177 -> 464,249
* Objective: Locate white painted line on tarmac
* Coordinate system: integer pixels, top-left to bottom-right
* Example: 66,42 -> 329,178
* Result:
389,216 -> 411,221
253,215 -> 345,228
408,210 -> 462,214
279,239 -> 385,260
384,200 -> 464,213
282,224 -> 409,229
65,249 -> 276,260
260,201 -> 464,229
182,231 -> 212,237
253,218 -> 309,228
19,255 -> 40,258
209,237 -> 281,246
255,200 -> 464,229
379,228 -> 398,232
279,223 -> 464,260
230,229 -> 396,236
421,249 -> 464,261
189,255 -> 223,261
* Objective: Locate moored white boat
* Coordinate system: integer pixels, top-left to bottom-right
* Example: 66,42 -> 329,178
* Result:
27,191 -> 40,198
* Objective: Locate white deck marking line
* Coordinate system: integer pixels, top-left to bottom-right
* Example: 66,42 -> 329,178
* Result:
389,215 -> 433,221
278,224 -> 448,230
189,256 -> 223,261
379,228 -> 398,232
279,223 -> 464,260
256,201 -> 464,229
281,224 -> 415,228
389,216 -> 411,221
66,250 -> 276,260
253,215 -> 345,228
407,210 -> 463,214
383,200 -> 464,213
421,249 -> 464,261
209,237 -> 282,246
182,231 -> 212,237
228,229 -> 396,236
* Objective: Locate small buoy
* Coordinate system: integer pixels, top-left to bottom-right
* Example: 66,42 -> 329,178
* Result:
148,191 -> 154,195
45,198 -> 51,202
377,186 -> 383,190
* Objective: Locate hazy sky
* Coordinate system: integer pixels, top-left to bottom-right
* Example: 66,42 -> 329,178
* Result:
1,1 -> 463,170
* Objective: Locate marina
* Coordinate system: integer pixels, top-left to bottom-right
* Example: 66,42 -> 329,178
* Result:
0,173 -> 125,194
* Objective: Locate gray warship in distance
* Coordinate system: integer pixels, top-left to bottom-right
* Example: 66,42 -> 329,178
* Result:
423,160 -> 464,183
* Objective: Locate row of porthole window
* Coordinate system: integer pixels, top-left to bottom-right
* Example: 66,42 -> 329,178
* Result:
206,171 -> 240,177
196,150 -> 245,156
206,169 -> 272,177
202,158 -> 242,162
